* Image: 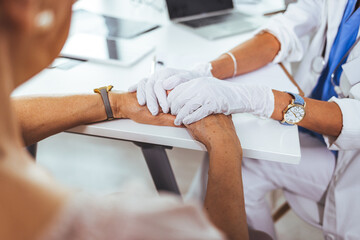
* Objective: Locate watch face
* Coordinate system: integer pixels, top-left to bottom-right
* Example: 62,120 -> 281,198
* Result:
284,105 -> 305,124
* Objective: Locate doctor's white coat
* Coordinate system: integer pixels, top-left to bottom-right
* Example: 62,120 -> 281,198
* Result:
262,0 -> 360,239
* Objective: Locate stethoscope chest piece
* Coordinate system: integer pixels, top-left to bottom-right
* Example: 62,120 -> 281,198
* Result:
312,56 -> 326,74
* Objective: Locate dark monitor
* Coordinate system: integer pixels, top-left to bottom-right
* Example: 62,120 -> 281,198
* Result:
166,0 -> 234,20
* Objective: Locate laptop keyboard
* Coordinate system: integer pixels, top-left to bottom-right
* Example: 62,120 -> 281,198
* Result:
181,12 -> 247,28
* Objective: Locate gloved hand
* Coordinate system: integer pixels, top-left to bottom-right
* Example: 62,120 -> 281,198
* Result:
167,77 -> 275,126
128,63 -> 213,115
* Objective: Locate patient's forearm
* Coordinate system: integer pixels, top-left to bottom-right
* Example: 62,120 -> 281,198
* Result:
12,94 -> 108,146
205,138 -> 249,240
13,92 -> 176,146
211,32 -> 280,79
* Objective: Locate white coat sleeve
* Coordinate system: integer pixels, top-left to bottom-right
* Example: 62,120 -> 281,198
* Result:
259,0 -> 323,63
324,84 -> 360,150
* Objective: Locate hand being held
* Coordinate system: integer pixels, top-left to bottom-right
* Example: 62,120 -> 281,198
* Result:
128,63 -> 212,116
110,92 -> 178,127
185,114 -> 241,151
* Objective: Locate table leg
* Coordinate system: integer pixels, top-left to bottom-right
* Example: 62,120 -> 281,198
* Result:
134,142 -> 181,195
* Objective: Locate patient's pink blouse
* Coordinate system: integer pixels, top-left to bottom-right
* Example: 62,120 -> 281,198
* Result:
38,191 -> 225,240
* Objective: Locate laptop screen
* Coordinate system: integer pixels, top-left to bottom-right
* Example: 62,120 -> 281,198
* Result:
166,0 -> 234,20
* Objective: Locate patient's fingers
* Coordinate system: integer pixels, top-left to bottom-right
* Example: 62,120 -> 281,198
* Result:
156,113 -> 179,127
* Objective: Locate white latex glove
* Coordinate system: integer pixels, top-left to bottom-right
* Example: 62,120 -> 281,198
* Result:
128,63 -> 212,115
167,77 -> 275,126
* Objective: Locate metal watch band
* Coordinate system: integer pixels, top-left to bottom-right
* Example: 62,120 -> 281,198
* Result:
94,86 -> 114,121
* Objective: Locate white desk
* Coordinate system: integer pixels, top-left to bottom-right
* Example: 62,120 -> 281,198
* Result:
13,0 -> 300,193
15,60 -> 300,163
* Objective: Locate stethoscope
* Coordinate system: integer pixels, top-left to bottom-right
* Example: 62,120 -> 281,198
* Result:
311,37 -> 360,98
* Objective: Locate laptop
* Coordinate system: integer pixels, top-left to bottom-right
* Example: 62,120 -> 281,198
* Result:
165,0 -> 265,40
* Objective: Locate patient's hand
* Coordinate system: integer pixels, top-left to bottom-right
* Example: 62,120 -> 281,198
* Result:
185,114 -> 241,151
186,114 -> 247,240
110,92 -> 177,127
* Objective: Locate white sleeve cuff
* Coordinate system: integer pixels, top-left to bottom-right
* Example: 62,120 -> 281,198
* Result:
323,97 -> 360,150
